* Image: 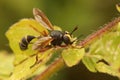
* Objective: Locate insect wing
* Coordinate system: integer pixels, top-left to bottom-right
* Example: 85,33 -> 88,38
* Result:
33,8 -> 54,30
32,36 -> 53,50
6,19 -> 49,65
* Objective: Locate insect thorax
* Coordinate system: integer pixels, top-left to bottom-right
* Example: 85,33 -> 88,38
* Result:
50,30 -> 64,46
49,30 -> 72,46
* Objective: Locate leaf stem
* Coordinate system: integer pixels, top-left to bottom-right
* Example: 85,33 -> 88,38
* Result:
34,17 -> 120,80
79,17 -> 120,47
34,58 -> 65,80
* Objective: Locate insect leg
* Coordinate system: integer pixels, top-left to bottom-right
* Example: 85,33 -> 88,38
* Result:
30,52 -> 40,68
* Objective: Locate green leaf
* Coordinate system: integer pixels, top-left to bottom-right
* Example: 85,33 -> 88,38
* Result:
82,22 -> 120,77
5,19 -> 58,80
82,55 -> 99,72
0,51 -> 14,80
9,49 -> 54,80
5,19 -> 48,65
62,47 -> 85,67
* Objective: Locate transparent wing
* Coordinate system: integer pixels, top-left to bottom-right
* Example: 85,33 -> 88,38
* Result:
33,8 -> 54,30
32,36 -> 53,50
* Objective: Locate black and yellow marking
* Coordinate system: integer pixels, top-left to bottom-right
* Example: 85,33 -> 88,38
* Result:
19,35 -> 35,50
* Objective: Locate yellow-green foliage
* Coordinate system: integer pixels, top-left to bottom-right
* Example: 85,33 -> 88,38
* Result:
82,22 -> 120,78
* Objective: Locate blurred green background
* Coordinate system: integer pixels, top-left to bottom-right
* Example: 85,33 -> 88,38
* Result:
0,0 -> 120,80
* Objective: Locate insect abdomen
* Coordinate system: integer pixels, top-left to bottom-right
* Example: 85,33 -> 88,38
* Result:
19,35 -> 35,50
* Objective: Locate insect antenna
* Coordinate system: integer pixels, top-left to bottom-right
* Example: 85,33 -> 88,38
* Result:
70,26 -> 78,35
69,26 -> 84,44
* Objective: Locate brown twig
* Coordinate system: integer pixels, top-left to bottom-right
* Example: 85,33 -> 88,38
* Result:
79,17 -> 120,47
34,58 -> 64,80
34,17 -> 120,80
